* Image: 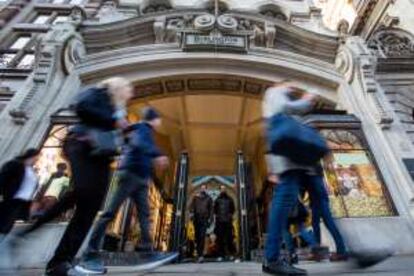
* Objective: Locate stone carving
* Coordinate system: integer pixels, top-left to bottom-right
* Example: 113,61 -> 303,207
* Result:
141,0 -> 172,14
251,23 -> 265,47
368,29 -> 414,58
194,14 -> 216,31
336,37 -> 393,129
337,19 -> 350,35
265,22 -> 276,48
154,16 -> 166,44
96,0 -> 127,24
217,15 -> 238,32
154,15 -> 196,43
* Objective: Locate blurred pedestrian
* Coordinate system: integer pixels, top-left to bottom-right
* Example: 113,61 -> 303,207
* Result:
190,184 -> 213,263
262,82 -> 347,276
0,148 -> 40,242
20,77 -> 133,276
75,107 -> 177,274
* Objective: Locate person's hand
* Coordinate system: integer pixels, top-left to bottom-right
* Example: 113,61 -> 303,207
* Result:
115,118 -> 129,130
267,174 -> 279,184
154,156 -> 169,169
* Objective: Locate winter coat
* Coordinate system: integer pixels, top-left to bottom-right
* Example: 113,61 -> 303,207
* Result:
0,159 -> 26,200
120,122 -> 163,179
190,191 -> 213,222
214,192 -> 235,223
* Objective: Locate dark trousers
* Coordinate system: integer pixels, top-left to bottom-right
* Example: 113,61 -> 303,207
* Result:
0,199 -> 31,234
44,138 -> 111,267
265,170 -> 346,262
194,218 -> 209,257
86,170 -> 151,255
215,221 -> 235,257
306,175 -> 347,254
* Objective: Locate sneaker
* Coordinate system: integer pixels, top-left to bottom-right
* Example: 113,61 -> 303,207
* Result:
45,262 -> 73,276
197,256 -> 205,263
350,251 -> 393,268
329,253 -> 349,262
74,257 -> 107,275
289,253 -> 299,265
262,259 -> 307,275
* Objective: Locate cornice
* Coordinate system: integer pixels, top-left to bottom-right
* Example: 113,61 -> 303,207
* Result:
80,9 -> 339,62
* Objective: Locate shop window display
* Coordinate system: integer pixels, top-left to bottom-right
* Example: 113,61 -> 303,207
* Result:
320,129 -> 395,218
34,125 -> 72,221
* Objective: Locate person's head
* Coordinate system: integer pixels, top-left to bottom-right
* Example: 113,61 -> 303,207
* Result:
17,148 -> 41,166
98,77 -> 133,108
141,107 -> 162,128
220,185 -> 227,194
200,184 -> 207,193
56,162 -> 67,173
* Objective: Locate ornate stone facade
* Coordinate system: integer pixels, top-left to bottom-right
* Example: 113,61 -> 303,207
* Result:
1,0 -> 414,265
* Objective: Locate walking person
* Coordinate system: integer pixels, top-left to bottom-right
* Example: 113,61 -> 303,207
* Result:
262,82 -> 347,275
75,107 -> 177,274
0,148 -> 40,242
214,185 -> 236,261
189,184 -> 213,263
38,77 -> 133,275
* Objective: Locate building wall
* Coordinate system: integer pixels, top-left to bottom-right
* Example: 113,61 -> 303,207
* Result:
0,0 -> 414,263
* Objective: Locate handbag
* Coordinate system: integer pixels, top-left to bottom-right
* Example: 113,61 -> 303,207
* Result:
88,129 -> 122,157
266,114 -> 330,165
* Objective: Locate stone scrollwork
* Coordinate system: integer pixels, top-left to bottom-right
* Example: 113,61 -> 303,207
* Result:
336,37 -> 393,128
217,15 -> 238,32
368,28 -> 414,58
63,36 -> 86,75
194,14 -> 216,31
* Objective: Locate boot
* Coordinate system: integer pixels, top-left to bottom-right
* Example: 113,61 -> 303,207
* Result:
263,259 -> 307,275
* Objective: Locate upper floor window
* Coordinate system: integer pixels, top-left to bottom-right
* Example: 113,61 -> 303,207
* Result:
52,15 -> 69,25
33,15 -> 51,24
10,37 -> 31,50
0,34 -> 36,70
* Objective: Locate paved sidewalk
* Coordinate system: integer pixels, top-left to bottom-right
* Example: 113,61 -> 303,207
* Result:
1,255 -> 413,275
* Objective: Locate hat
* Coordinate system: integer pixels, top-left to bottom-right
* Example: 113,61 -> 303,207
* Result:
141,107 -> 160,122
17,148 -> 40,160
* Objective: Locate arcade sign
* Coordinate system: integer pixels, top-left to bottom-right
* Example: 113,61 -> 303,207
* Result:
182,33 -> 248,53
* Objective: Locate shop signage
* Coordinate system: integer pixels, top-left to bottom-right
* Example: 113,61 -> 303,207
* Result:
182,33 -> 248,53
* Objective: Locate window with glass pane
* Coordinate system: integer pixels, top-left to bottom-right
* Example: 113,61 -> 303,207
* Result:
320,129 -> 395,217
10,37 -> 31,50
17,54 -> 35,69
70,0 -> 83,4
0,53 -> 16,68
53,16 -> 69,25
33,15 -> 50,24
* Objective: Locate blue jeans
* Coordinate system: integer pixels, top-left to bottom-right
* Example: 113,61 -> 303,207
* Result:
85,170 -> 151,255
283,222 -> 317,255
305,174 -> 347,254
265,170 -> 346,262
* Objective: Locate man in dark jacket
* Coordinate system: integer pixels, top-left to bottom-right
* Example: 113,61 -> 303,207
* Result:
214,185 -> 236,261
190,184 -> 213,262
75,107 -> 177,274
0,148 -> 40,242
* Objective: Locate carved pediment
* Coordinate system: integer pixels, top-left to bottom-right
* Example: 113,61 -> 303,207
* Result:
368,28 -> 414,58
